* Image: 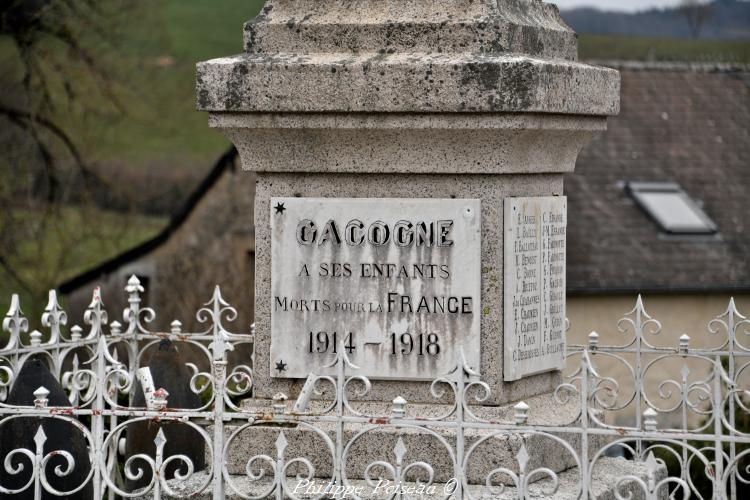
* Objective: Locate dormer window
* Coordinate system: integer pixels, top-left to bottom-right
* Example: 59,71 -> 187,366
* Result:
627,182 -> 717,235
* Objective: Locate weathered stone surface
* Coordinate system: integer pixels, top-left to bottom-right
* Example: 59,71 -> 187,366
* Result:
242,0 -> 578,59
136,457 -> 667,499
196,0 -> 620,115
197,53 -> 619,115
210,113 -> 607,176
0,359 -> 93,500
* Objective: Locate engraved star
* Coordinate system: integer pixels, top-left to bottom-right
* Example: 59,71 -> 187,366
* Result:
275,360 -> 287,372
274,202 -> 286,214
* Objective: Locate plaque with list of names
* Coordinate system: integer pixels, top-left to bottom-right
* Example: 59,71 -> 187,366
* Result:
270,198 -> 481,381
503,197 -> 567,381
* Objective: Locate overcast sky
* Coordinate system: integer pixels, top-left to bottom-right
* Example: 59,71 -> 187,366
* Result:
552,0 -> 684,12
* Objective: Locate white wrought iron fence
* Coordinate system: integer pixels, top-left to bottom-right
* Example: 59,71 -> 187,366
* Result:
0,276 -> 748,499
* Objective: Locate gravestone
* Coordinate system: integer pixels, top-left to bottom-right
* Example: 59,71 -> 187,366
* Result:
0,359 -> 93,499
196,0 -> 619,405
124,340 -> 206,491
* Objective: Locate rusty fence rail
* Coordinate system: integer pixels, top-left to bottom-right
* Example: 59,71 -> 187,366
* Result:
0,276 -> 749,499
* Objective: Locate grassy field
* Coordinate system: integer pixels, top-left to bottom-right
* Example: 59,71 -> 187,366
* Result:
0,1 -> 264,329
0,207 -> 166,323
79,4 -> 750,170
11,2 -> 744,172
65,0 -> 266,170
579,34 -> 750,63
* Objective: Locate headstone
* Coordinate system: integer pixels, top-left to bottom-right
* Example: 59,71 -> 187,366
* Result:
197,0 -> 619,405
124,340 -> 205,491
0,359 -> 93,500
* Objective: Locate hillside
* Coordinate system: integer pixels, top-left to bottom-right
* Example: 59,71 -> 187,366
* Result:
2,0 -> 748,323
578,34 -> 750,61
0,0 -> 265,318
562,0 -> 750,40
52,0 -> 750,175
78,0 -> 266,171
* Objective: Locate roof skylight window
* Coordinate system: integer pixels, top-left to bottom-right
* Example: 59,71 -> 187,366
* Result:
627,182 -> 717,235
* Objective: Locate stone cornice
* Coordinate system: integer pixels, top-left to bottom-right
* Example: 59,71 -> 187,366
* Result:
197,52 -> 620,115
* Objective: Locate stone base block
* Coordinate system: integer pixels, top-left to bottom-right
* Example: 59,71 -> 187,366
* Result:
137,457 -> 667,499
215,393 -> 606,485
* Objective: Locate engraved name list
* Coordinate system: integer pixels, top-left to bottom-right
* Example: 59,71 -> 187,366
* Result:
503,197 -> 567,381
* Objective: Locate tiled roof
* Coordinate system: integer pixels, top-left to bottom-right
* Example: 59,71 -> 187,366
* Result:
566,65 -> 750,294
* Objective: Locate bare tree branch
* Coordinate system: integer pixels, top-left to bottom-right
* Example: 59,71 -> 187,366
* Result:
678,0 -> 713,38
0,105 -> 110,191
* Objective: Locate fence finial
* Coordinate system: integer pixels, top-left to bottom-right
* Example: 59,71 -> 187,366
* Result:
643,408 -> 658,431
42,290 -> 67,344
171,320 -> 182,335
514,401 -> 530,425
126,275 -> 144,295
154,427 -> 167,453
34,424 -> 47,448
71,325 -> 83,341
394,437 -> 407,464
392,396 -> 407,419
588,331 -> 600,349
273,393 -> 287,414
516,443 -> 530,472
679,334 -> 690,353
84,286 -> 108,338
153,388 -> 169,411
34,386 -> 50,408
3,294 -> 28,351
645,452 -> 658,491
30,330 -> 42,347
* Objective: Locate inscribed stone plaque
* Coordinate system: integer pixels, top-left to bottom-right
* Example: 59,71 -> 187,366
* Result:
503,197 -> 567,381
270,198 -> 481,380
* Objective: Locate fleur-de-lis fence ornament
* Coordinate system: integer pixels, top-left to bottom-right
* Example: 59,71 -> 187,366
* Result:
362,437 -> 435,500
83,287 -> 108,340
2,294 -> 28,352
123,275 -> 155,335
41,290 -> 67,345
613,452 -> 690,500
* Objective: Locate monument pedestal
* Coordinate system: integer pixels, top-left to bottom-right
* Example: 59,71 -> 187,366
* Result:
197,0 -> 619,407
196,1 -> 622,496
219,393 -> 589,485
249,169 -> 576,405
144,460 -> 667,500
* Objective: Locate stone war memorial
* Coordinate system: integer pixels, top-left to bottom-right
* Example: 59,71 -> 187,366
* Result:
6,0 -> 748,499
194,0 -> 632,497
196,0 -> 619,405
